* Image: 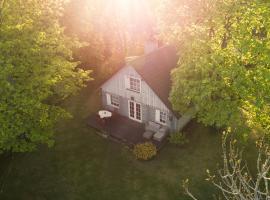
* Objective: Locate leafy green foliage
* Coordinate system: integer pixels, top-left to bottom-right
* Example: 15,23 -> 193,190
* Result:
0,0 -> 90,152
133,142 -> 157,160
169,132 -> 189,146
159,0 -> 270,136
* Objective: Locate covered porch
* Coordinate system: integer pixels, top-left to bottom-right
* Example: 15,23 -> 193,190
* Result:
87,113 -> 167,150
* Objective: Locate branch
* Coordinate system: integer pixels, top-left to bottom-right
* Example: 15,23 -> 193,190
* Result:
182,179 -> 199,200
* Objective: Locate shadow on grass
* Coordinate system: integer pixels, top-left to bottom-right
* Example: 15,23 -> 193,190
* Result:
0,85 -> 226,200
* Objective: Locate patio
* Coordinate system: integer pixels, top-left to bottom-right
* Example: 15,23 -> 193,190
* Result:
87,113 -> 167,150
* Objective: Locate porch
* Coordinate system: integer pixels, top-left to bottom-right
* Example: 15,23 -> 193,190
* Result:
87,113 -> 167,150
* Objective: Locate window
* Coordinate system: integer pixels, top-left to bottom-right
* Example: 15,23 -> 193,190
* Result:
160,111 -> 167,124
111,95 -> 120,108
135,103 -> 141,121
129,77 -> 141,93
155,109 -> 167,125
106,93 -> 120,108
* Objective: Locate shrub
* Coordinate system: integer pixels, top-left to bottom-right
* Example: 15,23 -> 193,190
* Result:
169,132 -> 189,146
133,142 -> 157,160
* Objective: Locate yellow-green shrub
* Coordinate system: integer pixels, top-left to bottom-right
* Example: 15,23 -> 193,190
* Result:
133,142 -> 157,160
169,132 -> 189,146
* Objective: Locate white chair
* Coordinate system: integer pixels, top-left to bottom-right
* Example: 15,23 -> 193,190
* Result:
153,127 -> 169,142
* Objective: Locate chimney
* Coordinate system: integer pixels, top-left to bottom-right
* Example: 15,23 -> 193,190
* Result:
144,37 -> 159,54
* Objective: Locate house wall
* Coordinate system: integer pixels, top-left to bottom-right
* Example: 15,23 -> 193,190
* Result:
101,65 -> 176,130
102,91 -> 174,128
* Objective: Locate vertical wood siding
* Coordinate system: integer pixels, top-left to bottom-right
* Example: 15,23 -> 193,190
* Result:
102,66 -> 170,111
101,65 -> 175,129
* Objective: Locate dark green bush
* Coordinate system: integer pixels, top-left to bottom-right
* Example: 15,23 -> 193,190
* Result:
169,132 -> 189,146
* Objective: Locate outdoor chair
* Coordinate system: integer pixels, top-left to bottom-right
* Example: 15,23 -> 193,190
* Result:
143,121 -> 161,139
153,126 -> 169,142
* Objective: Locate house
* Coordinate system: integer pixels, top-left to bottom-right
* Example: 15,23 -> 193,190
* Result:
100,42 -> 193,132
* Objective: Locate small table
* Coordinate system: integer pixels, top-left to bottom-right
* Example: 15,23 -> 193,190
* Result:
98,110 -> 112,119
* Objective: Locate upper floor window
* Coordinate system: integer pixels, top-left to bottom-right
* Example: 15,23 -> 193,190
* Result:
130,77 -> 140,92
125,76 -> 141,93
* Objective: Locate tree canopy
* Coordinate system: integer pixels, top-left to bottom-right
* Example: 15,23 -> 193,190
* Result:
62,0 -> 156,79
0,0 -> 90,152
158,0 -> 270,136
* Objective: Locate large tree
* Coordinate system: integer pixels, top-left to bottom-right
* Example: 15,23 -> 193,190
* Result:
0,0 -> 90,152
158,0 -> 270,136
62,0 -> 156,79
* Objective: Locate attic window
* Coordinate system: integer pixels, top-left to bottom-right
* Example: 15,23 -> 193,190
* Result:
125,76 -> 141,93
130,77 -> 140,92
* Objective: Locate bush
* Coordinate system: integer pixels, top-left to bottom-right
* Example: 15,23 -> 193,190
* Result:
133,142 -> 157,160
169,132 -> 189,146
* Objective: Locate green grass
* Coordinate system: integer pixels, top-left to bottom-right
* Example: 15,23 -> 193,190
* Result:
0,87 -> 224,200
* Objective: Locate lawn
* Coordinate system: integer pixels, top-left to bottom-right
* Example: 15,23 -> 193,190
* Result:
0,86 -> 225,200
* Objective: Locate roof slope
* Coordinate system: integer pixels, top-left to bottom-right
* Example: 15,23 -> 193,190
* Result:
127,45 -> 179,117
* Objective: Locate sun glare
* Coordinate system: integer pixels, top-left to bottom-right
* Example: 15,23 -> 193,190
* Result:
115,0 -> 133,9
107,0 -> 143,14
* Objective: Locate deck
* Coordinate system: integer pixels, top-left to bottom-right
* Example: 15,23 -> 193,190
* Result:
87,113 -> 166,150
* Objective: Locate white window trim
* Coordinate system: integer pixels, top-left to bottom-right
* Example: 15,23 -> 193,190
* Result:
160,111 -> 167,125
155,109 -> 167,125
106,93 -> 120,108
128,100 -> 142,123
125,75 -> 141,93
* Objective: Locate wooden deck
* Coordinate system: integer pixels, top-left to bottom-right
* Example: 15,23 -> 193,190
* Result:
87,113 -> 167,150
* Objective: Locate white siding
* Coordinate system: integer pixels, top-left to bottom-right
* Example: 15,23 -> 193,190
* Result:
101,65 -> 171,113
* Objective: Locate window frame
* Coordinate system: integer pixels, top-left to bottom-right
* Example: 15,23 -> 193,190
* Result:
128,76 -> 141,93
159,111 -> 167,125
110,94 -> 120,108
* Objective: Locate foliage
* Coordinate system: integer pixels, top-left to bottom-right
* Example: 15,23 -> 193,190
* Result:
0,0 -> 90,152
158,0 -> 270,136
169,132 -> 189,146
183,131 -> 270,200
0,98 -> 221,200
133,142 -> 157,160
62,0 -> 156,79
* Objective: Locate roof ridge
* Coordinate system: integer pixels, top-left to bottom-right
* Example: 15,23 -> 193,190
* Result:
126,44 -> 173,65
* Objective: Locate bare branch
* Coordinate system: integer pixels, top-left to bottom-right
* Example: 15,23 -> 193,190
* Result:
183,132 -> 270,200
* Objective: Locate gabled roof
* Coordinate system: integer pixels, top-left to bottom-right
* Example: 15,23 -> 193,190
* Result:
127,45 -> 179,117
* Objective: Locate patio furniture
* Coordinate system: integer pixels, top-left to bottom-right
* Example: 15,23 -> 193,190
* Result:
98,110 -> 112,125
145,121 -> 161,132
144,121 -> 161,140
98,110 -> 112,119
143,130 -> 155,139
153,126 -> 169,142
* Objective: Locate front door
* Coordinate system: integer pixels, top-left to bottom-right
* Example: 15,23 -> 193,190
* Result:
128,100 -> 142,122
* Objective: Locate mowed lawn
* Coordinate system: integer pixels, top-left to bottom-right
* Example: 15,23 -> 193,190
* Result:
0,86 -> 223,200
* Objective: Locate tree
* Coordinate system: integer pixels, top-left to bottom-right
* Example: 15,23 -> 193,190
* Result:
0,0 -> 90,152
158,0 -> 270,136
183,132 -> 270,200
62,0 -> 156,80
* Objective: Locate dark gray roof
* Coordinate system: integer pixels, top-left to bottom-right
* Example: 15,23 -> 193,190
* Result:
127,45 -> 179,117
